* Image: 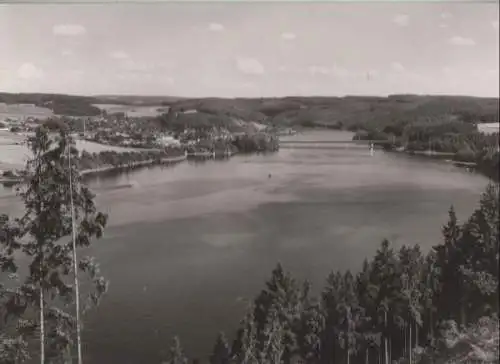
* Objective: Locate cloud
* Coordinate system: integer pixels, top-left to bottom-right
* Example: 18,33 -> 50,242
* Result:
17,63 -> 43,80
236,57 -> 264,75
390,62 -> 406,72
439,23 -> 448,29
52,24 -> 86,36
281,32 -> 296,40
393,14 -> 409,27
109,51 -> 130,60
440,12 -> 453,19
449,36 -> 476,46
208,23 -> 224,32
61,49 -> 73,57
493,21 -> 499,30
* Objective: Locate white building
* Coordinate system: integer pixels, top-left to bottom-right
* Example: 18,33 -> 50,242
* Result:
477,122 -> 499,135
156,134 -> 181,146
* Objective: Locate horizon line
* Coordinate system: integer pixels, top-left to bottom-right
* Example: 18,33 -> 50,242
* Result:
1,91 -> 499,100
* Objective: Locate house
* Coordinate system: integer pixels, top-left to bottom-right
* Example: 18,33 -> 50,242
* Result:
156,134 -> 180,146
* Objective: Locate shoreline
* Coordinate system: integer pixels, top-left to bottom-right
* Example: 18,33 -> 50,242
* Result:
80,154 -> 187,176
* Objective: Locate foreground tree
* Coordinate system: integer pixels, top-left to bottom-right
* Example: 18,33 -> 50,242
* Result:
210,332 -> 231,364
164,337 -> 188,364
0,126 -> 108,363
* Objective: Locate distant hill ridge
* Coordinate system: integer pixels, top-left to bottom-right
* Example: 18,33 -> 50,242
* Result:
0,92 -> 498,130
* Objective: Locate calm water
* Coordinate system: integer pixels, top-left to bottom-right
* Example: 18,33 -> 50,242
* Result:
0,131 -> 489,363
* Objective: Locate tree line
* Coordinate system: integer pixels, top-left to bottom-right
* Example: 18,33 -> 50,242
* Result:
353,121 -> 499,181
1,127 -> 498,363
78,148 -> 185,172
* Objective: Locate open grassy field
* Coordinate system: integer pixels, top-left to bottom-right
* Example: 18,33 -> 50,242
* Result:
0,102 -> 53,121
0,131 -> 144,170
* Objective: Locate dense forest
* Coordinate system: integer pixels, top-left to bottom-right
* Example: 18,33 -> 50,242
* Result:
0,125 -> 498,364
353,121 -> 499,181
0,93 -> 102,117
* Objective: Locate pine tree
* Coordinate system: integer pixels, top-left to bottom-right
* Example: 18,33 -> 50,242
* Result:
420,251 -> 440,346
398,245 -> 424,363
297,299 -> 325,363
434,206 -> 463,324
370,240 -> 399,364
455,184 -> 499,324
258,305 -> 285,364
0,126 -> 108,362
337,271 -> 363,364
210,332 -> 231,364
356,259 -> 380,364
320,270 -> 343,363
164,336 -> 188,364
253,263 -> 301,362
231,305 -> 258,364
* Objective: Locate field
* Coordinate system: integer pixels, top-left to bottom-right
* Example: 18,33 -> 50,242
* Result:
0,102 -> 53,121
0,131 -> 142,171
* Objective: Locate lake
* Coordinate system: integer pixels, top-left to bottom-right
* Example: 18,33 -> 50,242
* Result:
0,130 -> 489,363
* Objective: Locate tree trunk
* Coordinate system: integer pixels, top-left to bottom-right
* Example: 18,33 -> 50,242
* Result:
347,349 -> 350,364
39,279 -> 45,364
429,309 -> 434,343
460,300 -> 466,327
416,324 -> 419,349
389,336 -> 392,364
384,311 -> 388,364
409,320 -> 412,364
404,322 -> 407,357
37,160 -> 45,364
365,348 -> 369,364
68,144 -> 83,364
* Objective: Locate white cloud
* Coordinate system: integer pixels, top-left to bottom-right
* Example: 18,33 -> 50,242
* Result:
493,21 -> 499,30
281,32 -> 296,40
393,14 -> 409,27
440,12 -> 452,19
236,57 -> 264,75
52,24 -> 86,36
391,62 -> 406,72
208,23 -> 224,32
439,23 -> 448,29
17,63 -> 43,80
61,49 -> 73,57
109,51 -> 130,60
449,36 -> 476,46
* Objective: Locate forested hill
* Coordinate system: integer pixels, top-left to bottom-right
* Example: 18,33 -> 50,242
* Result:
1,93 -> 498,129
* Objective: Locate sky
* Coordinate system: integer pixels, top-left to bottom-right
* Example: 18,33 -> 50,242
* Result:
0,1 -> 498,98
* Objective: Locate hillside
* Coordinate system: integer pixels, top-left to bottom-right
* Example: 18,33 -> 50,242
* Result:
0,93 -> 497,130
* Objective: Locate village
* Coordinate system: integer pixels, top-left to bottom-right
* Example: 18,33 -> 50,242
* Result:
0,107 -> 284,184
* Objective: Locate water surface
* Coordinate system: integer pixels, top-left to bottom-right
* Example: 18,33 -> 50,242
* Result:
0,131 -> 489,363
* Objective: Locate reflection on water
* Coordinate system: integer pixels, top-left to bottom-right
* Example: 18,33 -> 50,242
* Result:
0,131 -> 489,364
